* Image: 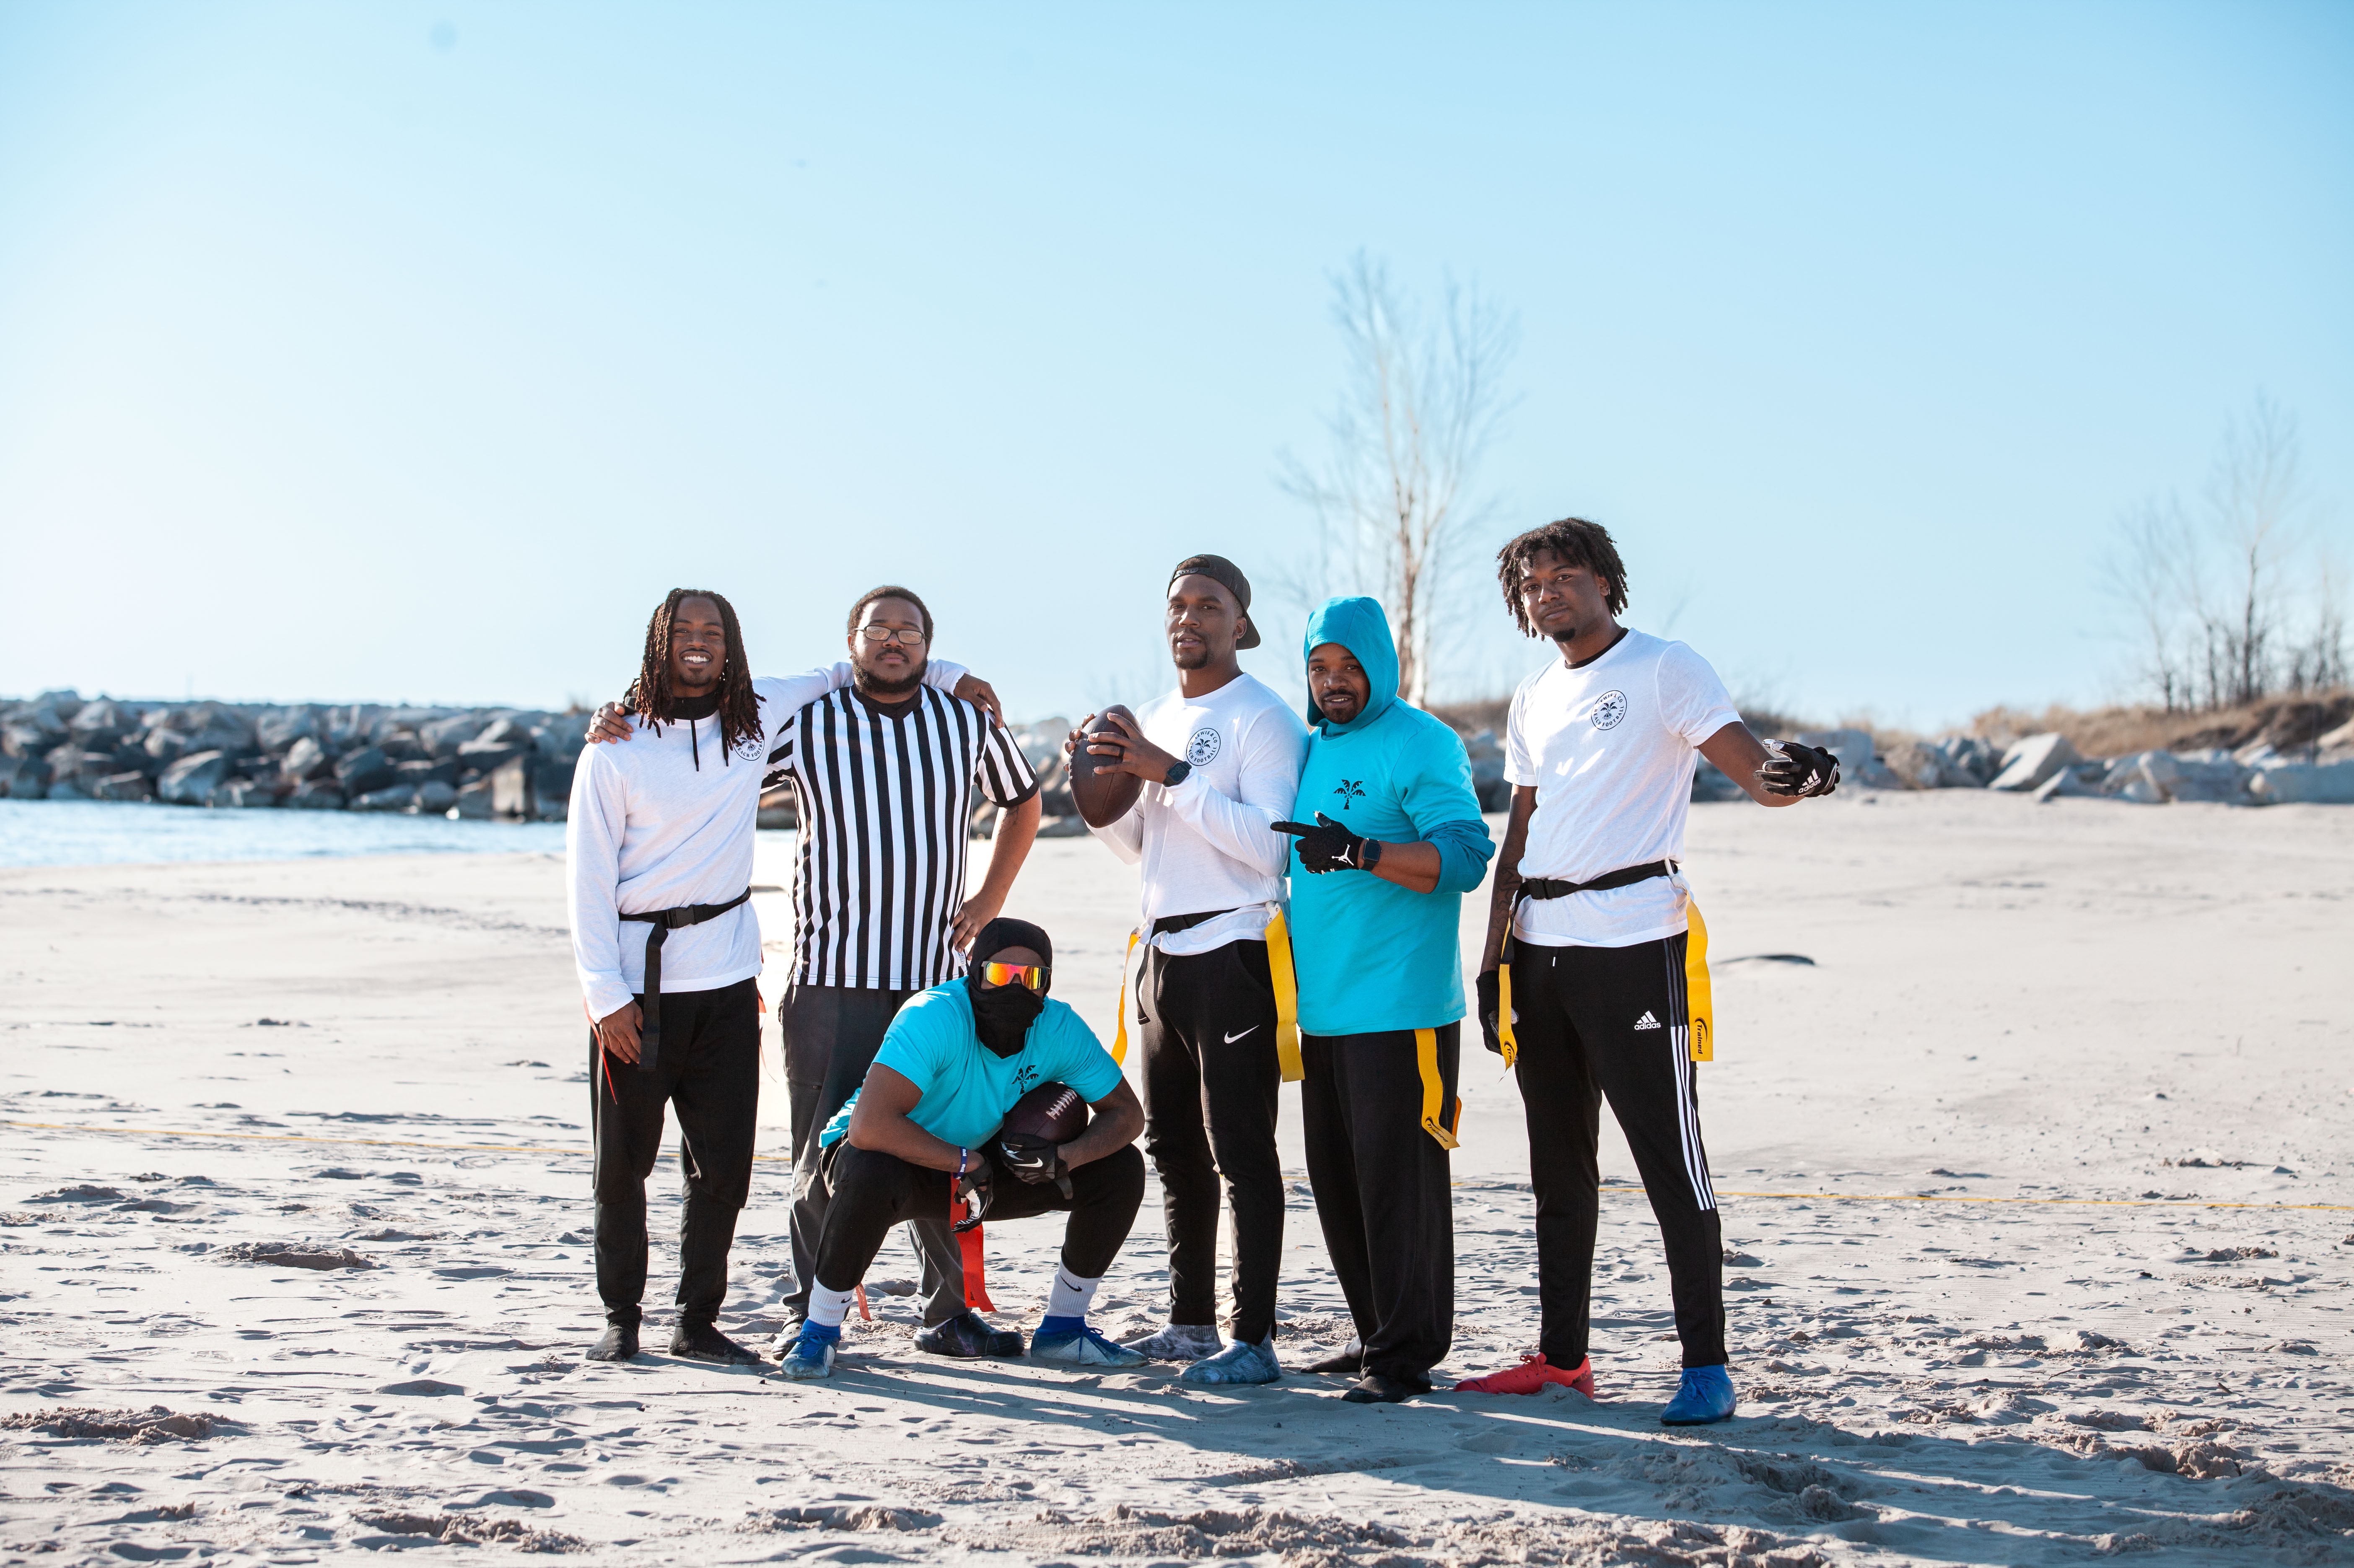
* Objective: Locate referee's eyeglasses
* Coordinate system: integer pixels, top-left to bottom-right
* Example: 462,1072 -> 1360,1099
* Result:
977,961 -> 1047,991
857,626 -> 928,645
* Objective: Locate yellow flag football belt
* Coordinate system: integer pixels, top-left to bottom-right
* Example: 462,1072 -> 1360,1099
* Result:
1497,875 -> 1712,1067
1110,907 -> 1303,1084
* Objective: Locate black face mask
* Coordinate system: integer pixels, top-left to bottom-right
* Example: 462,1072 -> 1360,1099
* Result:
969,977 -> 1045,1058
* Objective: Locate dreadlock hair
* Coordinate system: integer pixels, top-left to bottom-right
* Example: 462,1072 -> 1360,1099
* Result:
1495,517 -> 1630,635
845,584 -> 934,642
625,588 -> 762,758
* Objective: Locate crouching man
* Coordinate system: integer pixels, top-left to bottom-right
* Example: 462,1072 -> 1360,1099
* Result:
778,918 -> 1150,1379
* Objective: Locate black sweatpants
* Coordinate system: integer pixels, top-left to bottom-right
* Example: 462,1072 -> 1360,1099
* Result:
1301,1024 -> 1459,1387
811,1141 -> 1148,1294
590,978 -> 762,1330
1136,933 -> 1284,1346
779,983 -> 965,1326
1509,934 -> 1725,1368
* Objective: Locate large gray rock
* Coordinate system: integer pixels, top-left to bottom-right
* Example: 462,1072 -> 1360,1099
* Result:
45,776 -> 89,802
158,750 -> 231,805
415,779 -> 458,814
533,719 -> 586,765
2248,760 -> 2354,805
207,779 -> 279,809
334,746 -> 397,797
93,771 -> 155,803
5,757 -> 48,799
176,703 -> 256,757
2,721 -> 52,758
1990,732 -> 2080,792
287,780 -> 345,809
451,777 -> 495,820
397,757 -> 459,789
420,713 -> 487,758
68,698 -> 134,740
2168,754 -> 2251,804
457,735 -> 530,773
350,783 -> 417,812
490,756 -> 533,819
254,707 -> 319,753
280,735 -> 334,782
142,726 -> 191,768
35,689 -> 83,722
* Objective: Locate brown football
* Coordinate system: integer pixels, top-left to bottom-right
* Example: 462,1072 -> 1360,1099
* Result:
1000,1080 -> 1089,1145
1068,705 -> 1145,829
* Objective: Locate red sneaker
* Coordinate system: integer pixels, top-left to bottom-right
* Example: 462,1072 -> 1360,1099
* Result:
1455,1353 -> 1597,1398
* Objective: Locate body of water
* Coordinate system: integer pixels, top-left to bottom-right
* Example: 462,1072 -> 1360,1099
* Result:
0,799 -> 572,867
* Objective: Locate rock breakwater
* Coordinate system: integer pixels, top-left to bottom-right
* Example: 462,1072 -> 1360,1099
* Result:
1,692 -> 586,821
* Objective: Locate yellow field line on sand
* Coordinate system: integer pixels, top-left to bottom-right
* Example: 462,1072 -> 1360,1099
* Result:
7,1119 -> 2350,1211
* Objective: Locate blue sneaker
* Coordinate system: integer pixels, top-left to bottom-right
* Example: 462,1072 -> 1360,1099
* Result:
1029,1322 -> 1146,1368
1660,1364 -> 1736,1425
778,1325 -> 840,1381
1177,1337 -> 1281,1386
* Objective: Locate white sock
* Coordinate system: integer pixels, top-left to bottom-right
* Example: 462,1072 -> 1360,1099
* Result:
1045,1268 -> 1100,1320
809,1283 -> 858,1330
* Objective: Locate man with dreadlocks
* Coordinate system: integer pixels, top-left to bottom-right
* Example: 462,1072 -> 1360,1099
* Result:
568,588 -> 993,1365
1456,519 -> 1838,1425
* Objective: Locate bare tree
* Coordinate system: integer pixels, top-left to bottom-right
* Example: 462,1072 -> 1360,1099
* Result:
1279,253 -> 1519,708
2102,394 -> 2340,710
2100,497 -> 2198,711
2197,394 -> 2304,706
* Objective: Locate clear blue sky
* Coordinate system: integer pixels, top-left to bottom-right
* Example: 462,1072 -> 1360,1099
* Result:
3,2 -> 2348,729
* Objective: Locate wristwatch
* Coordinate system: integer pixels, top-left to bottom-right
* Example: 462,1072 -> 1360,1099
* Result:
1162,759 -> 1192,788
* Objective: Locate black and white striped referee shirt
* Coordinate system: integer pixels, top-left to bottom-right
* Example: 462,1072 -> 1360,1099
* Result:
763,686 -> 1039,991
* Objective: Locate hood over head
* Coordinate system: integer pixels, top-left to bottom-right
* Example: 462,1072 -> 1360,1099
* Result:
1301,595 -> 1400,736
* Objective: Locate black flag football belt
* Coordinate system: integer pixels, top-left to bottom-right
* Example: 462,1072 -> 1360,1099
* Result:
618,887 -> 752,1072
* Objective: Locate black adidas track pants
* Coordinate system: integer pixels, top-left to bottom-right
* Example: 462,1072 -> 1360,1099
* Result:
1508,934 -> 1725,1368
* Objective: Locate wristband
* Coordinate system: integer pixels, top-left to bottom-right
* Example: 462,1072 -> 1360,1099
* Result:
1361,838 -> 1384,872
1163,759 -> 1192,788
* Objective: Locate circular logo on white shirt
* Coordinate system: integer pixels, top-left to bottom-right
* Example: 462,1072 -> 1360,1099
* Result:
1591,690 -> 1629,731
1186,727 -> 1222,766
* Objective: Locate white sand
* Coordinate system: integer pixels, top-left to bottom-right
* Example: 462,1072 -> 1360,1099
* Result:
2,792 -> 2350,1564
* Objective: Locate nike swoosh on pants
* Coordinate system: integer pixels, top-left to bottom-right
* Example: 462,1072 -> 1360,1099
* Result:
1223,1026 -> 1259,1043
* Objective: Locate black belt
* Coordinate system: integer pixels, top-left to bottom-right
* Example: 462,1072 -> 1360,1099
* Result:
618,888 -> 751,1071
1517,860 -> 1673,900
1148,907 -> 1239,938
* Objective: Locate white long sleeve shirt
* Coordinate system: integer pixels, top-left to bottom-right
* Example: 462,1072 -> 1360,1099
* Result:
1089,672 -> 1308,955
567,659 -> 966,1020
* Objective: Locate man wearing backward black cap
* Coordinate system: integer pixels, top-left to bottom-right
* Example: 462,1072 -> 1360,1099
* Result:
775,918 -> 1150,1379
1069,554 -> 1309,1386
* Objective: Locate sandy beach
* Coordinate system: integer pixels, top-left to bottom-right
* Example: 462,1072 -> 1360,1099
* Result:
3,791 -> 2350,1565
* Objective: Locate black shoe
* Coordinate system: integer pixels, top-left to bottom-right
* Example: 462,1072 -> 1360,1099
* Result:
670,1322 -> 761,1364
1342,1371 -> 1424,1405
1304,1343 -> 1365,1376
589,1323 -> 640,1362
915,1309 -> 1024,1358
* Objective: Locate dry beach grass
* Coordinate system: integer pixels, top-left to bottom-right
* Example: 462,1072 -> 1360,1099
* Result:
1,792 -> 2350,1564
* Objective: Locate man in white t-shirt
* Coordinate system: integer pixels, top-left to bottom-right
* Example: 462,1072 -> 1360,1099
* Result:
1454,518 -> 1838,1425
1067,554 -> 1309,1386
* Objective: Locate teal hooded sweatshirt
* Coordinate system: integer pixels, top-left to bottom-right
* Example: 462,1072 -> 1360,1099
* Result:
1288,597 -> 1495,1036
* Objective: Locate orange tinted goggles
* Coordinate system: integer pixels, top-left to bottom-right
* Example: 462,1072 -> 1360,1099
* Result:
978,961 -> 1048,991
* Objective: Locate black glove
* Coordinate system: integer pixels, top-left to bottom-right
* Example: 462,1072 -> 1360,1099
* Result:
1476,968 -> 1504,1057
995,1131 -> 1073,1198
1758,739 -> 1841,798
951,1153 -> 995,1233
1273,812 -> 1378,873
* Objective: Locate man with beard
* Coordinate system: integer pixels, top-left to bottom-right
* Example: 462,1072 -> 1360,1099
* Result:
1272,596 -> 1493,1405
777,918 -> 1149,1379
585,585 -> 1037,1360
1459,518 -> 1838,1425
1070,555 -> 1308,1386
570,588 -> 987,1365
